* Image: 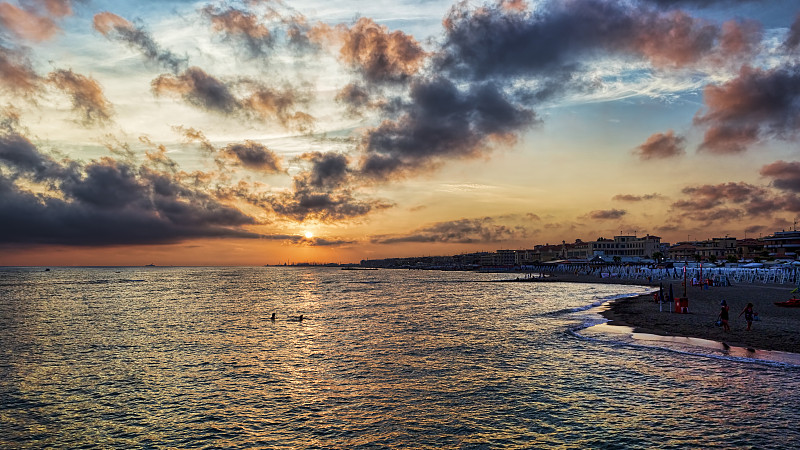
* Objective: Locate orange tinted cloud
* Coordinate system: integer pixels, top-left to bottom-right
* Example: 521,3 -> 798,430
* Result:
0,2 -> 58,42
40,0 -> 73,18
92,11 -> 134,35
0,47 -> 40,93
48,69 -> 114,124
694,65 -> 800,154
202,5 -> 273,56
634,130 -> 686,160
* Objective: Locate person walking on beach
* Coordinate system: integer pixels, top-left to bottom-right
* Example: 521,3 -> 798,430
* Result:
718,300 -> 730,332
739,302 -> 755,331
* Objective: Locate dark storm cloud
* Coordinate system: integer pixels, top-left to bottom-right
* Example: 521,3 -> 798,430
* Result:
633,130 -> 686,160
268,186 -> 389,222
152,69 -> 313,130
220,141 -> 284,173
0,131 -> 68,180
434,0 -> 733,83
152,67 -> 239,113
351,0 -> 764,181
587,209 -> 627,220
201,5 -> 273,57
643,0 -> 763,7
785,14 -> 800,52
694,64 -> 800,154
335,83 -> 371,116
299,152 -> 349,188
0,127 -> 263,246
358,77 -> 536,178
669,181 -> 788,223
371,217 -> 526,244
268,151 -> 390,222
682,182 -> 768,205
760,160 -> 800,192
47,69 -> 114,124
93,12 -> 187,74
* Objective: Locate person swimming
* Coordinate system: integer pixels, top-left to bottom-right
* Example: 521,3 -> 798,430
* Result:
270,312 -> 276,321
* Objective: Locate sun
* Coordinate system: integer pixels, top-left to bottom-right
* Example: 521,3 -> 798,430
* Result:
304,231 -> 314,239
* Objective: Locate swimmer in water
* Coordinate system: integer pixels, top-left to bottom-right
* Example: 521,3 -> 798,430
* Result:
270,312 -> 276,321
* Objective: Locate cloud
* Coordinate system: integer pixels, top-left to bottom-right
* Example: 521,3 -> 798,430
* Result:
47,69 -> 114,124
220,140 -> 283,173
0,130 -> 68,180
155,69 -> 313,130
587,209 -> 627,220
202,5 -> 273,57
93,12 -> 187,74
335,82 -> 372,116
643,0 -> 763,7
0,47 -> 41,94
613,193 -> 664,201
0,3 -> 58,42
39,0 -> 74,18
760,160 -> 800,192
268,151 -> 390,222
694,64 -> 800,154
634,130 -> 686,160
240,81 -> 314,131
347,0 -> 755,180
0,126 -> 263,246
152,67 -> 239,113
358,77 -> 536,178
669,181 -> 786,223
371,217 -> 527,244
335,17 -> 427,85
785,14 -> 800,52
435,0 -> 737,84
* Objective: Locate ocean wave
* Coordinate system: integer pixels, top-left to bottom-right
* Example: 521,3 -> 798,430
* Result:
539,289 -> 656,318
568,322 -> 800,370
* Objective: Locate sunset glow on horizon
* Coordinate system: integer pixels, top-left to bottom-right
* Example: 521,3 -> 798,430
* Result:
2,0 -> 800,266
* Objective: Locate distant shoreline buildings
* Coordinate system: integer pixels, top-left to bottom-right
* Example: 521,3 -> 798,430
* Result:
360,229 -> 800,270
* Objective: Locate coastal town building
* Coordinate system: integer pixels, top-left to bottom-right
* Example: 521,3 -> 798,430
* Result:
763,230 -> 800,258
669,237 -> 739,262
736,238 -> 766,260
359,229 -> 793,270
586,235 -> 662,261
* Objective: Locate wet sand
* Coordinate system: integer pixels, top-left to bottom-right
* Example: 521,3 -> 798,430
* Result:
553,273 -> 800,354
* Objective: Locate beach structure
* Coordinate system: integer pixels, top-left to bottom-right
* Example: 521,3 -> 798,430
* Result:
763,230 -> 800,259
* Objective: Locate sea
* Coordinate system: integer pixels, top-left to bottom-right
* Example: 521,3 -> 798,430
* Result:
1,266 -> 799,449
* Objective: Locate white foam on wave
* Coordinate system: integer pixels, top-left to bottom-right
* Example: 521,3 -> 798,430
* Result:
568,295 -> 800,369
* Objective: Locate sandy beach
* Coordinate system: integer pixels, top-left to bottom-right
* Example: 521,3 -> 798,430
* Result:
552,273 -> 800,354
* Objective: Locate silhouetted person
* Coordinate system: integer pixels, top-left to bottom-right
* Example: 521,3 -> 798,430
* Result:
719,300 -> 730,332
270,312 -> 276,321
739,303 -> 755,331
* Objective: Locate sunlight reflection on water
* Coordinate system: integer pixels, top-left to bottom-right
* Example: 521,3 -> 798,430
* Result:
1,267 -> 799,448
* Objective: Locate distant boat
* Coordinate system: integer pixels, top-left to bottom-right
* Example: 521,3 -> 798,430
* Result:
145,264 -> 156,267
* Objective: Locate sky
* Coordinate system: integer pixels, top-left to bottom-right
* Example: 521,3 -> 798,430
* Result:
2,0 -> 800,266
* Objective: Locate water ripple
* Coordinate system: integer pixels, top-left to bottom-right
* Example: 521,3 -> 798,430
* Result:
1,267 -> 798,448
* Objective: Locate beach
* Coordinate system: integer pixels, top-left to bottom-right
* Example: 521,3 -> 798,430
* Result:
554,273 -> 800,354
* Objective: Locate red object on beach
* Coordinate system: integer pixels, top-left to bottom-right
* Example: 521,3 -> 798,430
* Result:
674,297 -> 689,313
774,298 -> 800,307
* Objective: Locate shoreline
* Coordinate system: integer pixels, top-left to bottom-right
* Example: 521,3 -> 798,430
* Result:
551,273 -> 800,354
